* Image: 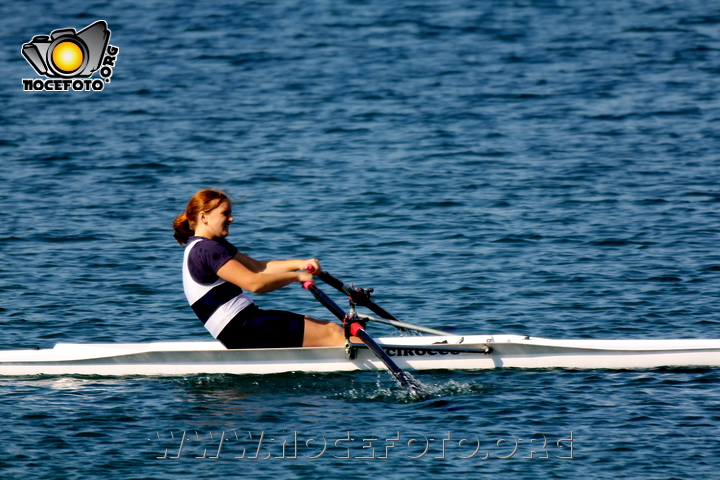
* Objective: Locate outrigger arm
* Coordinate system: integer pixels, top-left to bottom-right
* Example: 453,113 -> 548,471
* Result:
316,271 -> 452,336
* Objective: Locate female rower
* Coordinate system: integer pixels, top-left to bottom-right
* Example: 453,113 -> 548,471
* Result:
172,189 -> 346,349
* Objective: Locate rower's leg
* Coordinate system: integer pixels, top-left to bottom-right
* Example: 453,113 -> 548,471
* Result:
302,317 -> 346,347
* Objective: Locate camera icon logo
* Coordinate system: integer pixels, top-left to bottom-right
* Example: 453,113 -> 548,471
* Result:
22,20 -> 110,78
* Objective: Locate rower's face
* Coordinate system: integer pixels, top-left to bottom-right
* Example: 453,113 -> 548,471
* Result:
203,200 -> 234,238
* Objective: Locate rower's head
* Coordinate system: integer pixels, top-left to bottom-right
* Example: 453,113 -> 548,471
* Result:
173,189 -> 232,245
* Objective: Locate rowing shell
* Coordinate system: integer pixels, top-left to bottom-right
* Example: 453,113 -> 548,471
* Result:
1,334 -> 720,376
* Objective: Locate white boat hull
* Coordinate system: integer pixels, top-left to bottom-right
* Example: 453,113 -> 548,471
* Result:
1,334 -> 720,376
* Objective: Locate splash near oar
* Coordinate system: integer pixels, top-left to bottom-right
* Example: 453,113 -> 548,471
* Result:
347,321 -> 425,397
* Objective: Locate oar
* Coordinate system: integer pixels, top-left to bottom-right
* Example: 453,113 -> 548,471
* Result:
301,273 -> 425,398
346,320 -> 426,398
316,271 -> 398,320
316,270 -> 451,336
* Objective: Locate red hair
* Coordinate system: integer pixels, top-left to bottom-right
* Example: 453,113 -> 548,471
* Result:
172,189 -> 231,245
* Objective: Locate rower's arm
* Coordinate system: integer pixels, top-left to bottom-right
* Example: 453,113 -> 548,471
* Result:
234,252 -> 320,275
217,258 -> 311,294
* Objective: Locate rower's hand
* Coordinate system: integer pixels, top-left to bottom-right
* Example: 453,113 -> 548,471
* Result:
297,271 -> 314,284
303,259 -> 322,274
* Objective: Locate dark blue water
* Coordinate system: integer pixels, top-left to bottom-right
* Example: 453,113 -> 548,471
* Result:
1,0 -> 720,478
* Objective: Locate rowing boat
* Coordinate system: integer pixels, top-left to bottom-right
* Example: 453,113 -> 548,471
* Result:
1,334 -> 720,376
4,270 -> 718,378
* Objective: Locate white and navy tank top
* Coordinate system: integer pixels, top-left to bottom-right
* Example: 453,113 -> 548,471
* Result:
182,236 -> 253,338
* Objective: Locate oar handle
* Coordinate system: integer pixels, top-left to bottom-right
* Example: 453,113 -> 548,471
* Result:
302,264 -> 317,289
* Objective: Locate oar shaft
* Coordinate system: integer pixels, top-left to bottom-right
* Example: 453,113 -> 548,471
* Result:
302,281 -> 346,321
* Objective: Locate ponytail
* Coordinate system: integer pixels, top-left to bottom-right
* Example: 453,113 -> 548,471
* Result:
172,212 -> 194,245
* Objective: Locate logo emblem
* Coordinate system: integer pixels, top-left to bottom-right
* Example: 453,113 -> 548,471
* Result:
21,20 -> 119,91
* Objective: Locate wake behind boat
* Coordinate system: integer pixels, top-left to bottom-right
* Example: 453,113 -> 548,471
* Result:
3,270 -> 720,377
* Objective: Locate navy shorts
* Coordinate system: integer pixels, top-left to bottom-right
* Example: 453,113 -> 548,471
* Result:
216,304 -> 305,349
